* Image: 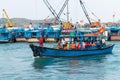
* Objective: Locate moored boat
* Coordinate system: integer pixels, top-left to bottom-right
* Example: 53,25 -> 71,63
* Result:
108,25 -> 120,41
15,27 -> 27,42
0,28 -> 10,42
25,28 -> 42,43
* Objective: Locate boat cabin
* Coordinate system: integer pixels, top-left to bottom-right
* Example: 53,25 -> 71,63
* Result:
43,25 -> 61,42
24,28 -> 42,39
59,33 -> 106,50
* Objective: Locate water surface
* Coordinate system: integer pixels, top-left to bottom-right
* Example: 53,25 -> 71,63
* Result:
0,42 -> 120,80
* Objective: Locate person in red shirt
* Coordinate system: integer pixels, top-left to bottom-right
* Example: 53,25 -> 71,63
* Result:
55,40 -> 63,49
39,36 -> 44,47
77,42 -> 81,49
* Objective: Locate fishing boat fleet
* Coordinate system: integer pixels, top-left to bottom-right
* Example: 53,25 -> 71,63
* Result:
0,24 -> 61,43
0,23 -> 120,43
0,0 -> 115,57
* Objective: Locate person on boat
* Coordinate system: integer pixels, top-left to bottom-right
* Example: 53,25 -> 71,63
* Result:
85,40 -> 91,48
76,42 -> 81,49
96,39 -> 101,48
67,41 -> 71,50
82,41 -> 86,49
101,38 -> 106,47
61,38 -> 66,48
70,42 -> 76,49
64,42 -> 69,50
91,40 -> 96,46
39,36 -> 44,47
56,39 -> 62,49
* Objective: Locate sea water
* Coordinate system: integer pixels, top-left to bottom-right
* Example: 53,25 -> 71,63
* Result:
0,42 -> 120,80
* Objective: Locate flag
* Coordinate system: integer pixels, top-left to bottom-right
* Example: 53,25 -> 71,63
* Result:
98,27 -> 105,34
80,20 -> 84,23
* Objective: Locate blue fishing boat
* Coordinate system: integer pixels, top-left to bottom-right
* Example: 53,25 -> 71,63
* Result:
29,35 -> 114,57
13,27 -> 26,42
108,25 -> 120,41
29,43 -> 114,57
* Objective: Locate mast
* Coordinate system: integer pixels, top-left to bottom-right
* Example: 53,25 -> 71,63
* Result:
67,1 -> 69,22
79,0 -> 91,24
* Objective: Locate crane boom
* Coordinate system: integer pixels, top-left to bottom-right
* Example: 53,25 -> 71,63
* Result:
43,0 -> 60,22
58,0 -> 69,18
2,9 -> 14,28
43,0 -> 69,23
79,0 -> 91,24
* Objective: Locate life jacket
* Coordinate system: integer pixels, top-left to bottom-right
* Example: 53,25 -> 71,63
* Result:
64,45 -> 68,50
70,43 -> 76,49
86,42 -> 90,46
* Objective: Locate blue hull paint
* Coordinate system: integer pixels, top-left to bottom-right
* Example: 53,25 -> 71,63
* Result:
30,44 -> 114,57
0,28 -> 11,42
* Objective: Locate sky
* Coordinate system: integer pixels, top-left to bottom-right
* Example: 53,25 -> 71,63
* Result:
0,0 -> 120,23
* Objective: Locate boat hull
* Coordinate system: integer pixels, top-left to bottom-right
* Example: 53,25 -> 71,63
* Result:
29,44 -> 114,57
27,38 -> 39,43
16,38 -> 27,42
110,36 -> 120,41
0,40 -> 10,43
